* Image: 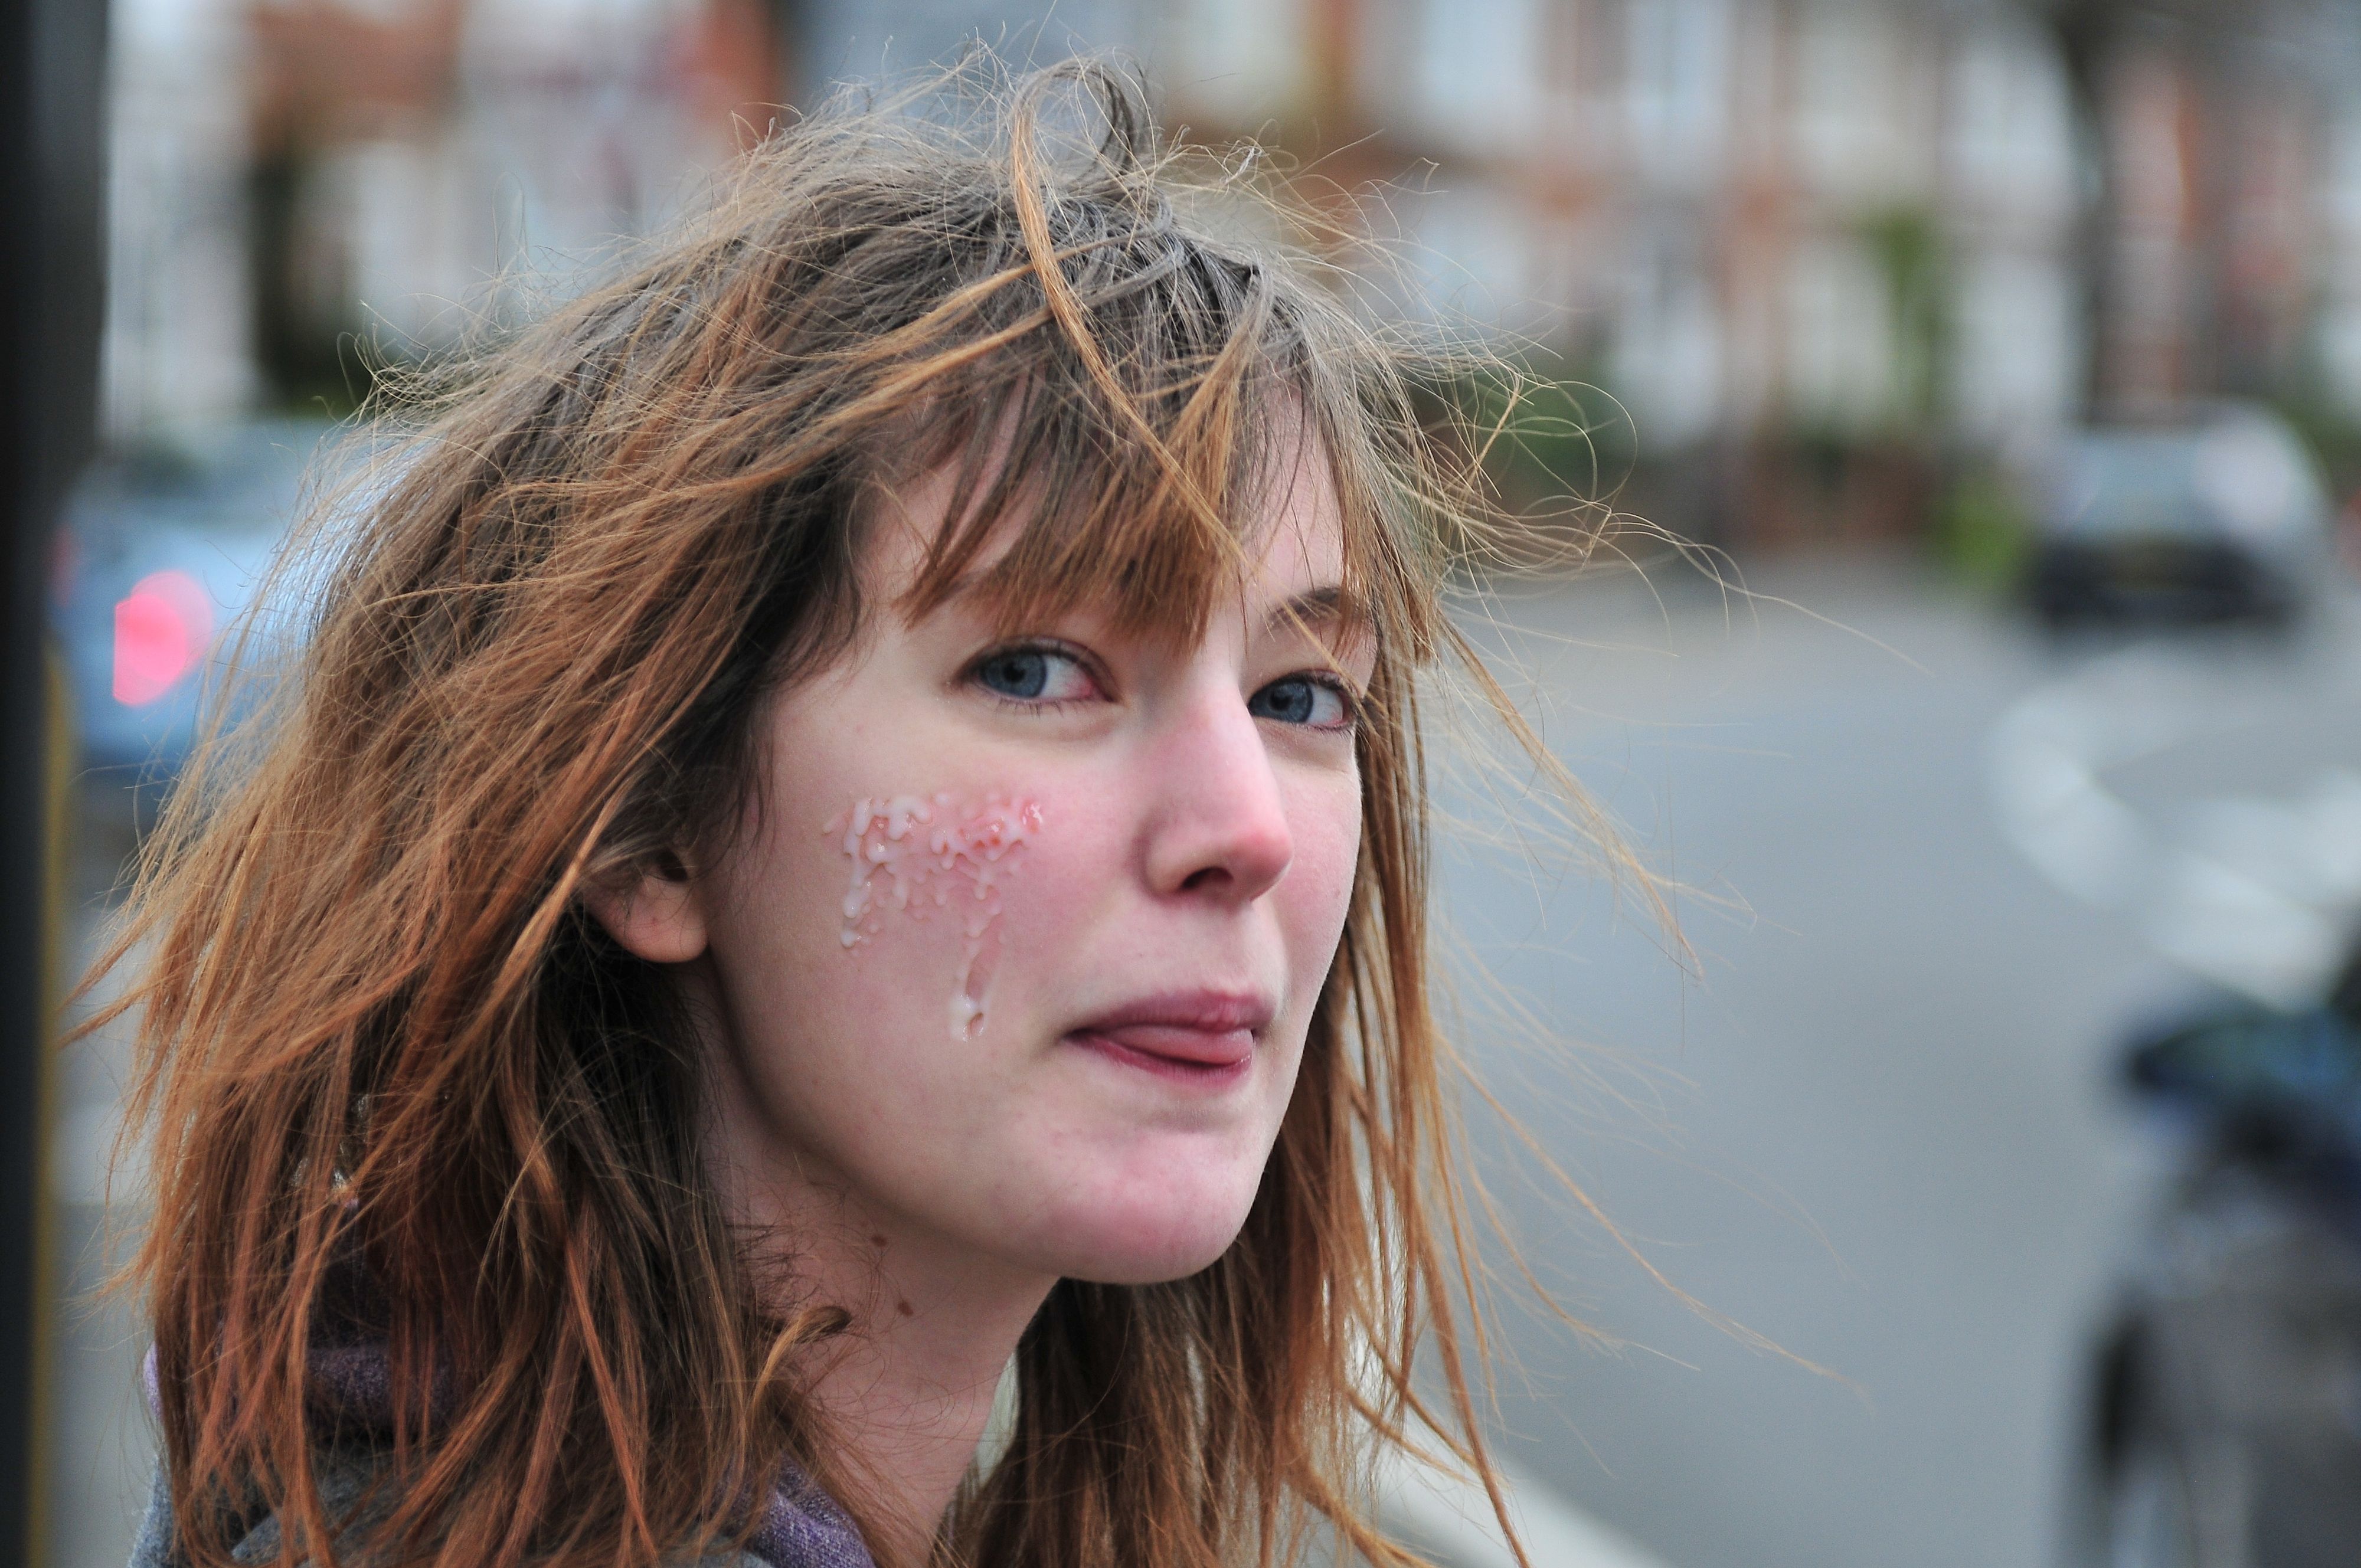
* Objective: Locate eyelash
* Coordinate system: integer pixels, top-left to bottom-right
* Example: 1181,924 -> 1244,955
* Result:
1260,673 -> 1359,732
967,642 -> 1361,730
968,641 -> 1104,713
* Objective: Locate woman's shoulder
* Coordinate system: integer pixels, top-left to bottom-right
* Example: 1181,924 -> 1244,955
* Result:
127,1454 -> 772,1568
129,1448 -> 389,1568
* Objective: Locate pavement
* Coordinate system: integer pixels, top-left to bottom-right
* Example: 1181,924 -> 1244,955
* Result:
46,781 -> 155,1568
40,552 -> 2361,1567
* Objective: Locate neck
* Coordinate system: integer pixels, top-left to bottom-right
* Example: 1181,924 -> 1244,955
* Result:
700,1020 -> 1054,1567
788,1226 -> 1049,1567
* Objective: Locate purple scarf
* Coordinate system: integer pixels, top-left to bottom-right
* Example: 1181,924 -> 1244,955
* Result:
140,1343 -> 875,1568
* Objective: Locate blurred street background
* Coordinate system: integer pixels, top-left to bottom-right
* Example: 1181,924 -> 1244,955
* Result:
30,2 -> 2361,1567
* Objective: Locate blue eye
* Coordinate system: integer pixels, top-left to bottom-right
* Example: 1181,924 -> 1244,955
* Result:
971,644 -> 1100,705
977,649 -> 1051,699
1249,675 -> 1353,729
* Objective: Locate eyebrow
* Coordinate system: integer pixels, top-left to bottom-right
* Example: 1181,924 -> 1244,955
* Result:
1260,587 -> 1376,669
926,567 -> 1369,649
1262,585 -> 1360,634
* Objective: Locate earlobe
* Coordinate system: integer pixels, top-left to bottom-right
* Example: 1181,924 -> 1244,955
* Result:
583,866 -> 709,964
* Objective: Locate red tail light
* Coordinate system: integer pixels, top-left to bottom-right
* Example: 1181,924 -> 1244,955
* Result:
113,569 -> 214,706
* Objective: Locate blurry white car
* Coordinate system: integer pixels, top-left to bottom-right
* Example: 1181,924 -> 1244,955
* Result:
2026,405 -> 2336,628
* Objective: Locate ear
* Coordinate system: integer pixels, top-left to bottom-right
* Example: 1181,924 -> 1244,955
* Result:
581,857 -> 709,965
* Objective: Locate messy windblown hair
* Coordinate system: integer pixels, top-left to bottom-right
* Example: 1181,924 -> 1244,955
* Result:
87,57 -> 1644,1568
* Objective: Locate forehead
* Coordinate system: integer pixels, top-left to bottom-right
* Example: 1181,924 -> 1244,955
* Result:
861,406 -> 1359,634
1238,438 -> 1346,597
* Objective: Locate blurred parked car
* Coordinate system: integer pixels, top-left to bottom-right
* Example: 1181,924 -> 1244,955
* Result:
2027,405 -> 2335,629
2077,945 -> 2361,1567
50,421 -> 322,778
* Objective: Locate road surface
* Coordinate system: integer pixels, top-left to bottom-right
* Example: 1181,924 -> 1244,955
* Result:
1436,553 -> 2361,1568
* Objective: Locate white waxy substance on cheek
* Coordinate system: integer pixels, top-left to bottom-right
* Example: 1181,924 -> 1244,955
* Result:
823,791 -> 1044,1040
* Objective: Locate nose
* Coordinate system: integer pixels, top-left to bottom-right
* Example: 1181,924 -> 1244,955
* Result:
1140,682 -> 1294,905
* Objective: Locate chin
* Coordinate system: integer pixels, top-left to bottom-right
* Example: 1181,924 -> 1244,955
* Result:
1026,1176 -> 1262,1285
1058,1239 -> 1244,1287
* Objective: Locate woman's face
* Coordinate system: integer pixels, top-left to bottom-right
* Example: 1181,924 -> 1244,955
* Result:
678,447 -> 1371,1287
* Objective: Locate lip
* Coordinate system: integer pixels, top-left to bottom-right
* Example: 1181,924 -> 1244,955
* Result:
1064,989 -> 1274,1087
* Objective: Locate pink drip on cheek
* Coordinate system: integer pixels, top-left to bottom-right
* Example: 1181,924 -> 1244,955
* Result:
822,792 -> 1045,1040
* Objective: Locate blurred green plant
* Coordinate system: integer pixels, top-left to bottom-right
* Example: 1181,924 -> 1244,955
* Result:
1409,364 -> 1640,570
2264,389 -> 2361,507
1863,204 -> 1950,433
1422,366 -> 1634,508
1931,467 -> 2032,588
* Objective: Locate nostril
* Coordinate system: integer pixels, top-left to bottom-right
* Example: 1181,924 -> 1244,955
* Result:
1180,865 -> 1231,894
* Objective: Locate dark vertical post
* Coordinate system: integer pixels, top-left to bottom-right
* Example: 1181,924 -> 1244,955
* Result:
2,0 -> 110,1563
0,1 -> 46,1559
2046,0 -> 2115,421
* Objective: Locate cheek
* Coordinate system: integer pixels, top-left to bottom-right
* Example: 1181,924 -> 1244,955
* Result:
825,792 -> 1047,1040
1280,777 -> 1363,967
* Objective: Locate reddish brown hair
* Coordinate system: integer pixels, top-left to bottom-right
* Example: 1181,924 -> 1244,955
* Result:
84,59 -> 1650,1568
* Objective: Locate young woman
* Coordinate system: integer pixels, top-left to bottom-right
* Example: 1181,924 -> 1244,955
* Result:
93,60 -> 1637,1568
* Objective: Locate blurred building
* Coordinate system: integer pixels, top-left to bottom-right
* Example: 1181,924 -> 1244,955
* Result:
104,0 -> 262,436
1150,0 -> 2361,542
1321,0 -> 2083,543
1350,2 -> 2081,447
103,0 -> 785,436
94,0 -> 2361,542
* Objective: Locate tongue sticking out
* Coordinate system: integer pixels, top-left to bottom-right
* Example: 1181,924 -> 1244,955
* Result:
825,792 -> 1044,1040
